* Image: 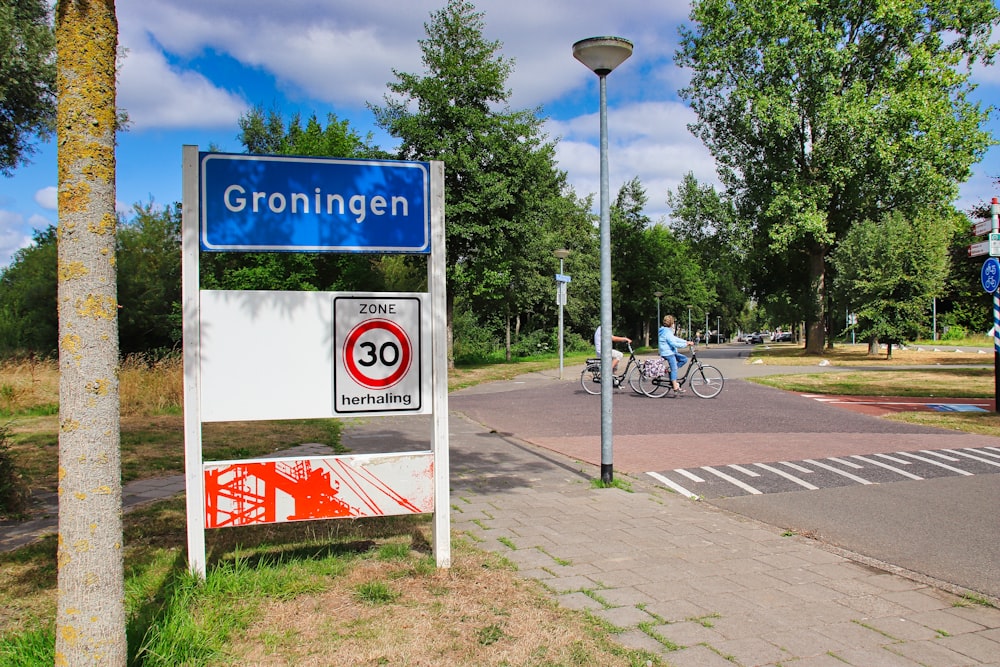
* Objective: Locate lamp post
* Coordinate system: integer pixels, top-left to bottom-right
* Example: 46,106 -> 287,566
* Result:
574,35 -> 633,484
554,249 -> 571,379
687,306 -> 692,341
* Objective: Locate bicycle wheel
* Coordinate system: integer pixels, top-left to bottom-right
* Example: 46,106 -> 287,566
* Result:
627,364 -> 644,394
580,364 -> 601,394
689,364 -> 724,398
640,372 -> 672,398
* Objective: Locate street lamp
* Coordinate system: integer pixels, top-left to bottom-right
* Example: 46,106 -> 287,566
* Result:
574,35 -> 633,484
687,306 -> 692,341
554,249 -> 571,379
654,291 -> 663,330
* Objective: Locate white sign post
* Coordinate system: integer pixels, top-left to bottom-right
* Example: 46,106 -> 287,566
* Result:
182,147 -> 449,577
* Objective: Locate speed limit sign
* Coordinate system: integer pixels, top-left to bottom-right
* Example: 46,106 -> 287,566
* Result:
334,295 -> 427,414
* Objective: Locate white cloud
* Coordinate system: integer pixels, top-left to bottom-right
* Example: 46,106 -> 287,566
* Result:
117,42 -> 250,131
553,101 -> 720,220
34,187 -> 57,210
0,210 -> 39,267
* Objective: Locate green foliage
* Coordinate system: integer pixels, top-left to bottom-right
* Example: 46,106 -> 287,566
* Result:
199,107 -> 395,294
0,0 -> 56,174
451,305 -> 499,364
677,0 -> 1000,349
832,210 -> 952,345
370,0 -> 572,359
0,423 -> 29,519
0,625 -> 52,667
238,105 -> 386,159
117,202 -> 183,354
353,580 -> 400,605
612,178 -> 715,341
940,324 -> 968,341
0,226 -> 57,355
667,172 -> 748,332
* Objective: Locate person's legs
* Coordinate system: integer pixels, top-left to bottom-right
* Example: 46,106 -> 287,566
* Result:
675,352 -> 688,370
611,349 -> 623,372
664,355 -> 679,388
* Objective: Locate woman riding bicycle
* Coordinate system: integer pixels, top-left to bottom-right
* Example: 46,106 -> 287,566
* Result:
658,315 -> 693,393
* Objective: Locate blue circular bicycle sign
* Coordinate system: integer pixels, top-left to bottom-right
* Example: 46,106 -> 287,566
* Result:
982,257 -> 1000,293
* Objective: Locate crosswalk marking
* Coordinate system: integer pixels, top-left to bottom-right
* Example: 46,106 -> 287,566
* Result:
646,471 -> 697,499
827,456 -> 864,469
873,452 -> 914,465
675,468 -> 705,482
779,461 -> 813,473
974,447 -> 1000,460
803,459 -> 874,485
647,447 -> 997,499
946,449 -> 1000,468
921,450 -> 961,462
754,462 -> 818,490
850,454 -> 923,480
701,466 -> 762,495
897,451 -> 973,476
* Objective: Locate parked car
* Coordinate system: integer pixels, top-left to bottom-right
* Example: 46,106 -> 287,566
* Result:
747,332 -> 764,344
774,332 -> 793,342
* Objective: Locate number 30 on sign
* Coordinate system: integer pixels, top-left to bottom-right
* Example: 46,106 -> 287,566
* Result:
334,295 -> 428,415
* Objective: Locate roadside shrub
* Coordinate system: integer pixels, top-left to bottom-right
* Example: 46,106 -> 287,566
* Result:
940,325 -> 967,341
510,328 -> 554,358
0,424 -> 30,519
452,310 -> 500,364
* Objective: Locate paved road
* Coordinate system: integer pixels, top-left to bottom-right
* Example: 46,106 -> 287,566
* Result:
450,346 -> 1000,600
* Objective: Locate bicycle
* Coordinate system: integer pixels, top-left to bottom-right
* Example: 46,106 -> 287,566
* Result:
638,344 -> 725,398
579,342 -> 646,395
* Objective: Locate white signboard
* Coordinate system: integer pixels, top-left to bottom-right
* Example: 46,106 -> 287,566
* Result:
334,295 -> 427,414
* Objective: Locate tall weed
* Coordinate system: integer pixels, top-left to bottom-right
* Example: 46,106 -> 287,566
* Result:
119,353 -> 183,417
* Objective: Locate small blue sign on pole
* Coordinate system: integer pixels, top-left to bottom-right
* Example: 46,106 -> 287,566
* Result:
982,257 -> 1000,293
200,152 -> 430,253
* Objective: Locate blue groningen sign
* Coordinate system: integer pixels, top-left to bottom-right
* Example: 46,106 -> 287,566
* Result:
200,152 -> 431,253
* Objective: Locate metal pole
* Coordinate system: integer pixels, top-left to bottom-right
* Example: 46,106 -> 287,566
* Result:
687,307 -> 691,341
993,197 -> 999,413
558,257 -> 565,380
598,72 -> 614,484
932,298 -> 937,341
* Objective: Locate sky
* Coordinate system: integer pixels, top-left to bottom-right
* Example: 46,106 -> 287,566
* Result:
0,0 -> 997,268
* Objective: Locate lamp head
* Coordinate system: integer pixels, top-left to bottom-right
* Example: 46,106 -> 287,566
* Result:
573,36 -> 633,76
553,249 -> 571,260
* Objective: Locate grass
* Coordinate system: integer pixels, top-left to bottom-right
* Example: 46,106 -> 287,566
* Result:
745,341 -> 1000,435
0,356 -> 662,666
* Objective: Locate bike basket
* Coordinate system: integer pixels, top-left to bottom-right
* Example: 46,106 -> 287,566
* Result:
644,358 -> 666,377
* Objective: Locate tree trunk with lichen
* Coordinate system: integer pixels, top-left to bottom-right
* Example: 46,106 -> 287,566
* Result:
54,1 -> 125,665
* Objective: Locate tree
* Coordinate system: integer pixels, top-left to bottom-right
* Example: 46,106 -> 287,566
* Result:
666,172 -> 748,336
611,177 -> 712,344
0,0 -> 56,174
201,108 -> 392,293
831,209 -> 952,357
54,1 -> 126,664
677,0 -> 999,353
117,202 -> 181,354
0,225 -> 57,354
370,0 -> 565,363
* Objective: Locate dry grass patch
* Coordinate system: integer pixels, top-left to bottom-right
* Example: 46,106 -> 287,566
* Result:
885,410 -> 1000,435
749,368 -> 993,398
232,539 -> 641,667
750,343 -> 990,366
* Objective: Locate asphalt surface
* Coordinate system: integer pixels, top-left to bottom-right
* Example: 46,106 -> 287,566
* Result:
450,346 -> 1000,601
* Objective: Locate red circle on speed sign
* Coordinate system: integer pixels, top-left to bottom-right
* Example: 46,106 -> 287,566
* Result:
343,318 -> 413,390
